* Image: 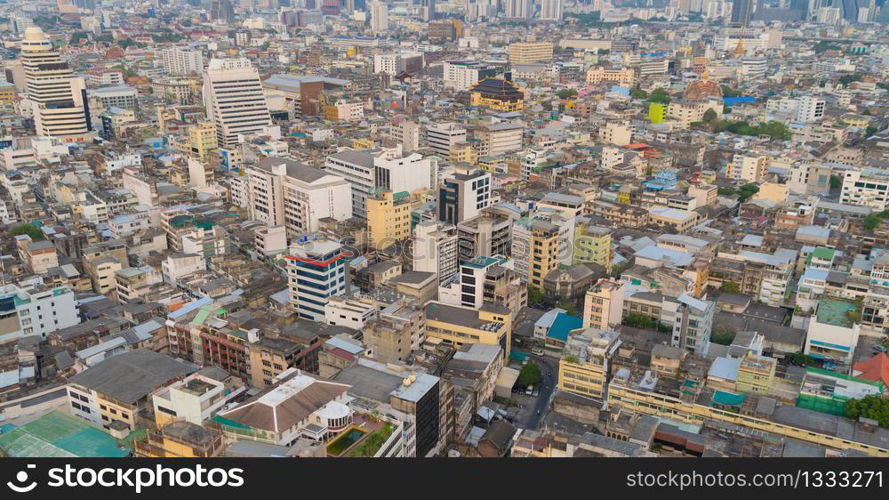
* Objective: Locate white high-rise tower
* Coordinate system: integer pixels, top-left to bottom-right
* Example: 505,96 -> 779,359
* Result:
21,26 -> 92,141
202,58 -> 272,148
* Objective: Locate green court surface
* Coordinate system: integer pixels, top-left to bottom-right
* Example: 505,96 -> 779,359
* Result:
0,411 -> 128,458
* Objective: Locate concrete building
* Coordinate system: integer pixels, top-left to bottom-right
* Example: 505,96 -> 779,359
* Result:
203,58 -> 272,148
413,220 -> 459,284
583,279 -> 625,331
287,238 -> 349,322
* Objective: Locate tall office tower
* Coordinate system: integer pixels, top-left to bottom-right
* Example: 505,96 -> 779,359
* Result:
421,0 -> 436,20
210,0 -> 235,22
20,27 -> 92,141
840,0 -> 859,20
370,1 -> 389,31
287,238 -> 349,322
505,0 -> 533,18
731,0 -> 754,24
161,47 -> 204,75
202,58 -> 272,148
539,0 -> 564,20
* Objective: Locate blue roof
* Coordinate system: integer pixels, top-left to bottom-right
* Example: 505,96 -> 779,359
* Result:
547,313 -> 583,342
723,96 -> 756,106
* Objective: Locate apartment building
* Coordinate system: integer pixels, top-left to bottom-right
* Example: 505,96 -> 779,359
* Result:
287,238 -> 349,322
367,190 -> 413,250
425,301 -> 512,357
202,58 -> 272,148
508,42 -> 554,64
324,145 -> 432,218
438,170 -> 492,225
246,157 -> 352,235
413,220 -> 459,284
583,279 -> 625,331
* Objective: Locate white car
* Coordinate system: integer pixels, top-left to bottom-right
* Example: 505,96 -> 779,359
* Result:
532,348 -> 544,356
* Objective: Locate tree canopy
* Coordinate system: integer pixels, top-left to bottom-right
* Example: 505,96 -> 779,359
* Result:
10,224 -> 44,241
846,395 -> 889,428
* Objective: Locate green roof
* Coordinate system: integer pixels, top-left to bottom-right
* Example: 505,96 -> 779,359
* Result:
712,390 -> 746,407
0,412 -> 128,458
809,247 -> 836,261
815,299 -> 857,328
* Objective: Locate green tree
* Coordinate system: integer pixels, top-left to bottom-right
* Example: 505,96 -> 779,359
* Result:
737,183 -> 760,202
518,361 -> 543,387
845,395 -> 889,428
703,108 -> 718,123
648,88 -> 671,104
527,286 -> 544,306
555,300 -> 577,316
710,329 -> 737,346
69,31 -> 89,45
720,281 -> 741,294
10,224 -> 44,241
630,88 -> 648,99
556,89 -> 578,99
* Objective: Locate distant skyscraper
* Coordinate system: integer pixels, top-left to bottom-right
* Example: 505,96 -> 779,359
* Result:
505,0 -> 533,18
202,58 -> 272,148
210,0 -> 235,22
20,26 -> 92,140
370,1 -> 389,31
539,0 -> 563,20
731,0 -> 754,24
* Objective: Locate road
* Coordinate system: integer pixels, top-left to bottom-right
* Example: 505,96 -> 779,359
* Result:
514,353 -> 559,430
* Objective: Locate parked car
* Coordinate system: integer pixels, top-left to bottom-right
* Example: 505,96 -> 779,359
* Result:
532,348 -> 545,356
873,345 -> 887,353
525,385 -> 534,396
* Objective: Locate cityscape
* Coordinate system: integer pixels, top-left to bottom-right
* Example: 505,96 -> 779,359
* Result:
0,0 -> 887,463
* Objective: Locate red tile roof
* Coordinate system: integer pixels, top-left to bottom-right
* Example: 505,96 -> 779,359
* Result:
853,353 -> 889,387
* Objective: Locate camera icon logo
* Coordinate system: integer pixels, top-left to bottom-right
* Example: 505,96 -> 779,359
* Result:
7,464 -> 37,493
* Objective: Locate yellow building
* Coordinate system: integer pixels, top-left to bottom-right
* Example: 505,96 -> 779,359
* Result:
450,142 -> 478,165
135,421 -> 225,458
186,121 -> 217,160
585,66 -> 636,86
735,353 -> 776,394
425,302 -> 512,358
573,224 -> 611,267
0,82 -> 16,107
470,78 -> 524,112
528,221 -> 562,289
508,42 -> 554,64
367,190 -> 412,250
558,328 -> 621,400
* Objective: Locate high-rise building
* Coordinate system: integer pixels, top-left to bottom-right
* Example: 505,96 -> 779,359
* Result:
324,145 -> 433,219
370,1 -> 389,32
202,58 -> 272,148
413,220 -> 459,284
210,0 -> 235,22
244,157 -> 352,236
582,279 -> 625,331
731,0 -> 754,24
425,122 -> 467,158
287,238 -> 349,322
367,190 -> 413,250
539,0 -> 563,20
161,47 -> 204,76
504,0 -> 533,18
438,170 -> 492,225
21,27 -> 92,141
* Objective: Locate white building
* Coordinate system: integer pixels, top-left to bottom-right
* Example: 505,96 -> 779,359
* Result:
795,95 -> 826,124
203,58 -> 273,148
324,145 -> 433,218
840,169 -> 889,211
287,239 -> 349,322
324,296 -> 379,330
0,283 -> 79,343
425,122 -> 467,159
539,0 -> 563,20
370,1 -> 389,32
162,253 -> 205,284
21,27 -> 92,141
661,294 -> 713,357
413,220 -> 459,284
246,157 -> 352,235
162,47 -> 204,76
804,300 -> 861,366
